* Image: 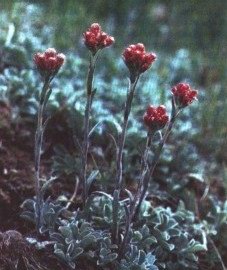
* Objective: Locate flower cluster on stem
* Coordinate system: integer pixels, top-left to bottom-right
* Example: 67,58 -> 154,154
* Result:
113,43 -> 156,245
136,83 -> 198,214
84,23 -> 114,55
172,82 -> 198,108
81,24 -> 114,207
34,48 -> 65,80
123,43 -> 156,82
121,83 -> 197,252
120,106 -> 168,255
143,105 -> 169,132
33,48 -> 65,233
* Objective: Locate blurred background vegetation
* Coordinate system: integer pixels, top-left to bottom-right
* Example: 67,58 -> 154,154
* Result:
0,0 -> 227,174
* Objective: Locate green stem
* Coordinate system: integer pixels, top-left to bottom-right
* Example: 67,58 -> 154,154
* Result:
136,98 -> 180,214
34,78 -> 50,233
119,133 -> 152,257
116,75 -> 140,190
81,54 -> 96,207
112,75 -> 140,244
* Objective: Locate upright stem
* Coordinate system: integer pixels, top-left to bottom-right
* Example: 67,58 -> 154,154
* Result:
136,103 -> 180,213
115,75 -> 140,190
34,78 -> 50,232
81,54 -> 96,207
112,75 -> 139,244
119,133 -> 152,257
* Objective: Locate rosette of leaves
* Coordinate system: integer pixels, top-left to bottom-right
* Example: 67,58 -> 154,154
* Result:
50,220 -> 102,269
97,236 -> 118,267
85,194 -> 126,229
204,197 -> 227,236
118,245 -> 158,270
139,201 -> 207,269
21,198 -> 65,234
50,219 -> 120,269
132,225 -> 158,250
52,145 -> 78,176
200,197 -> 227,268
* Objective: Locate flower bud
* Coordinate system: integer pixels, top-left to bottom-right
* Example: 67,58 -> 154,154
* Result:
123,43 -> 156,79
171,83 -> 198,108
83,23 -> 114,54
143,105 -> 169,132
34,48 -> 65,79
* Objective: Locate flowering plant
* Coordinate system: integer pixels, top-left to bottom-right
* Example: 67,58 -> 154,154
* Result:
32,48 -> 65,232
20,22 -> 209,270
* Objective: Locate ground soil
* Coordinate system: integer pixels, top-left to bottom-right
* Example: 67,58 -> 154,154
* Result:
0,103 -> 70,269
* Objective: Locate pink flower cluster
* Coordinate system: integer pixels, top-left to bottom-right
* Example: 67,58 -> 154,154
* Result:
143,105 -> 169,131
83,23 -> 115,54
123,43 -> 156,76
172,83 -> 198,107
34,48 -> 65,78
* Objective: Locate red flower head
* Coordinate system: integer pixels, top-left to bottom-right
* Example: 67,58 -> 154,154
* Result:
123,43 -> 156,79
171,83 -> 198,108
143,105 -> 169,132
34,48 -> 65,79
83,23 -> 115,54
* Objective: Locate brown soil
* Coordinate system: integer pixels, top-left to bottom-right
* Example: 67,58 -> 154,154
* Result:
0,102 -> 69,269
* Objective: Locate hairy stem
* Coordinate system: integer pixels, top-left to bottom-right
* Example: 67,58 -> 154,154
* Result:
34,79 -> 50,232
66,177 -> 79,209
112,75 -> 139,244
81,54 -> 96,207
116,75 -> 140,190
119,133 -> 152,257
136,98 -> 180,214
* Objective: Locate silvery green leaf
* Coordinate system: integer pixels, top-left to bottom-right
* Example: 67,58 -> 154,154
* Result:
81,234 -> 96,247
35,240 -> 54,250
71,247 -> 83,260
133,231 -> 143,241
160,240 -> 175,251
67,243 -> 75,255
39,226 -> 48,234
187,173 -> 204,183
93,191 -> 113,200
138,250 -> 146,264
26,237 -> 37,245
100,253 -> 118,265
100,247 -> 109,257
21,198 -> 36,210
168,228 -> 181,237
80,222 -> 92,233
20,211 -> 35,223
87,170 -> 99,192
59,226 -> 72,239
55,243 -> 65,251
185,240 -> 207,253
88,121 -> 103,137
104,204 -> 112,218
40,176 -> 58,195
54,249 -> 66,260
141,225 -> 150,236
143,236 -> 157,246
